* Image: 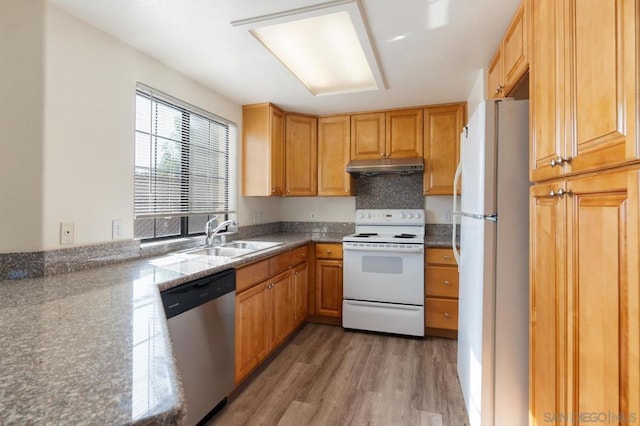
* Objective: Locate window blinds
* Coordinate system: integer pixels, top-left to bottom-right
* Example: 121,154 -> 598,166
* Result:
134,84 -> 236,219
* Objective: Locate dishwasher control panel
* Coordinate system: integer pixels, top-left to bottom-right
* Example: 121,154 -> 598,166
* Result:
161,268 -> 236,319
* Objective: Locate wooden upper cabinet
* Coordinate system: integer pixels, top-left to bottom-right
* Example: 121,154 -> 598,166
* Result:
530,0 -> 638,182
242,103 -> 285,196
285,114 -> 317,196
350,112 -> 385,160
530,0 -> 566,182
503,1 -> 528,93
487,47 -> 504,99
565,0 -> 638,175
487,1 -> 528,99
318,115 -> 354,196
423,103 -> 465,195
385,108 -> 423,158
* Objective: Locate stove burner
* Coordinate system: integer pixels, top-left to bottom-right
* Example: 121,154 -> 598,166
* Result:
394,233 -> 417,238
353,233 -> 378,237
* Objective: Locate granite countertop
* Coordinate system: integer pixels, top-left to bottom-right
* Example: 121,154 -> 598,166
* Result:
0,231 -> 454,424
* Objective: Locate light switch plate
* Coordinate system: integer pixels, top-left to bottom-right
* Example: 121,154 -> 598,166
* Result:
60,222 -> 74,245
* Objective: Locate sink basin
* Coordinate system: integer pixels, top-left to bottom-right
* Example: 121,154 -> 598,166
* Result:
187,246 -> 254,258
223,240 -> 284,251
185,241 -> 283,258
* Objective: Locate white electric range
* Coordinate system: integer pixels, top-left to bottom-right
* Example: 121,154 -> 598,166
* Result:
342,209 -> 425,336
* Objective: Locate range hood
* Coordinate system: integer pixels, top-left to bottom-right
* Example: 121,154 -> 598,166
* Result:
346,157 -> 424,176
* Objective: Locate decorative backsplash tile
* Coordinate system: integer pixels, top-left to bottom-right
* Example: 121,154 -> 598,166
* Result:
355,174 -> 423,209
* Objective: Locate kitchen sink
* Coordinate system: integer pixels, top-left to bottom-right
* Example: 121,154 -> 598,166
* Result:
184,240 -> 283,258
222,241 -> 283,251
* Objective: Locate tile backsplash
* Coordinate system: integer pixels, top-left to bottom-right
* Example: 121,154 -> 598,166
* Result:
355,173 -> 423,209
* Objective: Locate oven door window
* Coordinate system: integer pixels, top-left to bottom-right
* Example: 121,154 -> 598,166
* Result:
362,255 -> 403,274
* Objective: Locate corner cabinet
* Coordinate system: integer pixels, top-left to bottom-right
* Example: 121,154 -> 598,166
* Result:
285,114 -> 317,196
423,103 -> 466,195
242,103 -> 285,196
234,245 -> 310,385
318,115 -> 354,196
529,168 -> 640,424
530,0 -> 638,182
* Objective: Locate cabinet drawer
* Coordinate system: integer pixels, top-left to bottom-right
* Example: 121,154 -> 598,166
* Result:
425,248 -> 456,265
291,245 -> 309,266
425,298 -> 458,330
315,243 -> 342,259
269,251 -> 292,275
425,266 -> 459,298
236,259 -> 269,293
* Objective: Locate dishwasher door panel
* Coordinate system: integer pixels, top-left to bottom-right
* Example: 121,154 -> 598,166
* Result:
166,291 -> 235,426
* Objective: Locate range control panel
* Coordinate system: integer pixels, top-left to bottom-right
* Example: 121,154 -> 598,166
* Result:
355,209 -> 425,225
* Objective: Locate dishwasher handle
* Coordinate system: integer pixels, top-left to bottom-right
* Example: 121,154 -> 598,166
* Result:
161,268 -> 236,319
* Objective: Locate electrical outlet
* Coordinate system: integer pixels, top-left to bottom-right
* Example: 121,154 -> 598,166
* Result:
310,211 -> 317,221
112,219 -> 123,239
444,210 -> 452,223
60,222 -> 74,245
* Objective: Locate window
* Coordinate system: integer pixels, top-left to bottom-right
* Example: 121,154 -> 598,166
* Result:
134,84 -> 236,241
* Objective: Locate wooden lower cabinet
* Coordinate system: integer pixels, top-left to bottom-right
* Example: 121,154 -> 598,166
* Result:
235,245 -> 310,384
235,283 -> 268,382
315,243 -> 343,318
292,262 -> 308,326
529,169 -> 640,424
424,247 -> 459,337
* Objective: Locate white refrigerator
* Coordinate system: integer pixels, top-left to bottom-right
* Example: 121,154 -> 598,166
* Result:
452,99 -> 529,426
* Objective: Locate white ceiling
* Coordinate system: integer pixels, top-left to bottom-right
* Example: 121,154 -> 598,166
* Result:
47,0 -> 521,115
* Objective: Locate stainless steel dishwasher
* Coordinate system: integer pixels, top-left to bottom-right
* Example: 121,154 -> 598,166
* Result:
161,268 -> 235,426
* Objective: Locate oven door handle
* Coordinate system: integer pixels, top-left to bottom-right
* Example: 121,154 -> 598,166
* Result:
342,244 -> 424,254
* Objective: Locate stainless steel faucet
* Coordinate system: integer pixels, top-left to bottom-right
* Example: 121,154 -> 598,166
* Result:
205,216 -> 238,247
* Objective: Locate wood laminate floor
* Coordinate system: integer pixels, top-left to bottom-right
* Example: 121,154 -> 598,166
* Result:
209,323 -> 469,426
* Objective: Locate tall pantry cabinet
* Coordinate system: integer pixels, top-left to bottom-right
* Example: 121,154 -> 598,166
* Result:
529,0 -> 639,424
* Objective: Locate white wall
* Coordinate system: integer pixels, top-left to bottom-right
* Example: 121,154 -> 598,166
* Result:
467,69 -> 486,121
0,0 -> 45,253
42,4 -> 243,249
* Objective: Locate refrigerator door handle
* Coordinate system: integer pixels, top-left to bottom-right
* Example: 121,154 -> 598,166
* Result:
451,129 -> 465,269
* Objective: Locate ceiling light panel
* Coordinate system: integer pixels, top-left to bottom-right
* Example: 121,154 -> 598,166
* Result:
232,0 -> 385,96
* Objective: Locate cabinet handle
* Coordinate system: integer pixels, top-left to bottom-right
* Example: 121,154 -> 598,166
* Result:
272,188 -> 276,193
443,255 -> 450,260
326,250 -> 332,255
443,280 -> 450,286
339,264 -> 342,268
495,84 -> 504,94
549,156 -> 571,167
444,312 -> 449,318
549,188 -> 573,198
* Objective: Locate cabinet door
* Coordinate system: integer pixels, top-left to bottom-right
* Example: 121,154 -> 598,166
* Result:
270,107 -> 285,196
242,103 -> 285,196
566,170 -> 639,420
503,1 -> 528,94
285,114 -> 317,196
235,283 -> 268,384
292,262 -> 309,327
487,46 -> 504,99
423,103 -> 465,195
267,270 -> 293,349
385,108 -> 423,158
529,182 -> 567,424
315,259 -> 343,318
350,112 -> 385,160
318,115 -> 353,196
565,0 -> 638,175
529,0 -> 567,182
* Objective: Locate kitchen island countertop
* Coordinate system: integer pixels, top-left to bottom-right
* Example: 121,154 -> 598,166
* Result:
0,232 -> 455,424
